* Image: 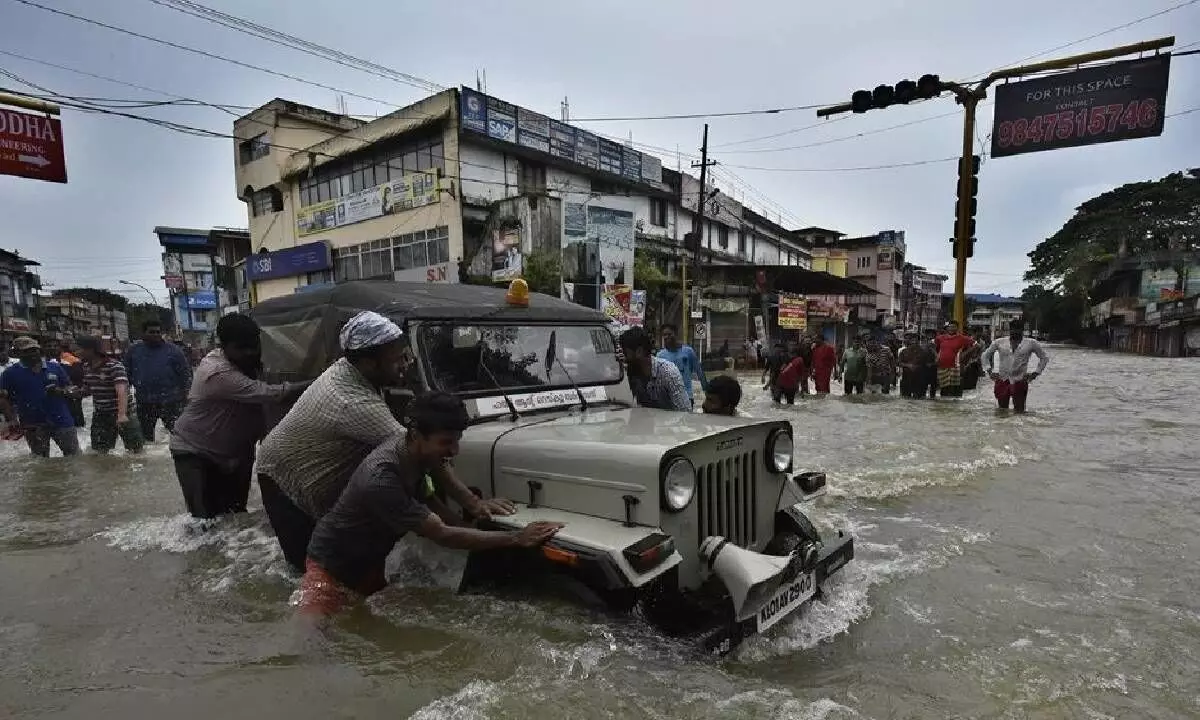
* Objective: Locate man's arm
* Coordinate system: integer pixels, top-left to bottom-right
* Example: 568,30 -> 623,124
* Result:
208,369 -> 311,405
1030,341 -> 1050,377
366,470 -> 559,551
982,340 -> 999,374
664,362 -> 691,411
109,361 -> 132,422
689,347 -> 710,391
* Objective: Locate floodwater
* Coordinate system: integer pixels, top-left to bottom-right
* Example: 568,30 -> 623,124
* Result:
2,347 -> 1198,719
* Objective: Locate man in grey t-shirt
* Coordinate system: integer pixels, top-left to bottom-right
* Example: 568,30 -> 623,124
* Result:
298,392 -> 562,617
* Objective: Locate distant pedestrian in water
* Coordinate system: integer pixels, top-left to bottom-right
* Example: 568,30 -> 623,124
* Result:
76,335 -> 144,455
839,336 -> 868,395
761,342 -> 788,400
125,320 -> 192,441
897,332 -> 924,398
865,337 -> 895,394
773,350 -> 805,405
959,329 -> 986,391
810,336 -> 837,394
983,319 -> 1049,414
656,324 -> 708,409
0,336 -> 80,457
935,322 -> 974,398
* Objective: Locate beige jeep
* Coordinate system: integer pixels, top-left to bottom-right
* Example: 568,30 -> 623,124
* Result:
253,279 -> 854,655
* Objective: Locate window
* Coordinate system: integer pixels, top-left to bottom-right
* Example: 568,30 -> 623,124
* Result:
520,162 -> 547,195
238,134 -> 270,164
330,226 -> 451,281
649,198 -> 667,227
857,255 -> 872,269
718,225 -> 729,250
737,230 -> 747,254
249,188 -> 282,217
295,133 -> 445,208
591,179 -> 622,195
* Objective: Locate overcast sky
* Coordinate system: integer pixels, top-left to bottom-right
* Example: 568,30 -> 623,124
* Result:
1,0 -> 1196,304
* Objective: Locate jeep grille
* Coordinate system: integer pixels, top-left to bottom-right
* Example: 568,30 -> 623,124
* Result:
696,451 -> 759,549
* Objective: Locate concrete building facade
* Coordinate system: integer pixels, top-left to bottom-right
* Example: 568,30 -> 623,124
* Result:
0,248 -> 40,345
233,88 -> 819,314
155,226 -> 251,340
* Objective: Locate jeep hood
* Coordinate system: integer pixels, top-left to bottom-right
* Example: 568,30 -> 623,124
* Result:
488,407 -> 783,526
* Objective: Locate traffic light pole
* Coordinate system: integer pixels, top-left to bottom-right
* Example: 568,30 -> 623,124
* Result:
815,35 -> 1175,328
951,94 -> 979,328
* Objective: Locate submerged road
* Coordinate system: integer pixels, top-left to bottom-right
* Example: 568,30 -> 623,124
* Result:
1,346 -> 1197,719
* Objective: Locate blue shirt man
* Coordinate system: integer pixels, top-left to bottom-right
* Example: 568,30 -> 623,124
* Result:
124,325 -> 192,404
0,336 -> 80,456
656,324 -> 708,406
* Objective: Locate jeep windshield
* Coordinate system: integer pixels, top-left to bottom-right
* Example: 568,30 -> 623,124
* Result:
420,323 -> 624,412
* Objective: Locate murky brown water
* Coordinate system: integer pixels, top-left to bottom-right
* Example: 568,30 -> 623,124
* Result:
2,347 -> 1197,719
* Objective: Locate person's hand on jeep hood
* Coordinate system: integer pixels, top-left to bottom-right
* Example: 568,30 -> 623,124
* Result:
472,497 -> 517,518
513,521 -> 565,548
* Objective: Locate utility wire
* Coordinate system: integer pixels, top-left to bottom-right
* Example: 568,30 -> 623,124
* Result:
7,0 -> 400,109
144,0 -> 444,94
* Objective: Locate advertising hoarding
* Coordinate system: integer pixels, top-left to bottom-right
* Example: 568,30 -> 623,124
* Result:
295,170 -> 439,237
0,108 -> 66,184
459,87 -> 663,185
991,54 -> 1171,158
778,293 -> 808,330
247,241 -> 332,281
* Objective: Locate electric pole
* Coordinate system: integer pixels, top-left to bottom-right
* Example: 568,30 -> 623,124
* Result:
681,123 -> 715,343
815,35 -> 1175,328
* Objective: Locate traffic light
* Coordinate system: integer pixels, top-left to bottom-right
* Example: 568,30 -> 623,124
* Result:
917,74 -> 942,99
953,154 -> 980,259
850,75 -> 942,113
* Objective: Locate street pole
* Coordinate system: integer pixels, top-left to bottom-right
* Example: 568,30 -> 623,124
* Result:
815,35 -> 1175,329
683,124 -> 713,345
119,280 -> 160,307
0,91 -> 60,115
952,94 -> 979,328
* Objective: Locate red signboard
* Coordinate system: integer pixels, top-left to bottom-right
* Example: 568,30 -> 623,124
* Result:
0,108 -> 67,183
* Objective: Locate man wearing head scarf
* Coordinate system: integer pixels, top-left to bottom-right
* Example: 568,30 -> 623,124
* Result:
169,314 -> 312,519
257,311 -> 516,574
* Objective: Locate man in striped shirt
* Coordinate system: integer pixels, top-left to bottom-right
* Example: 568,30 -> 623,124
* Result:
76,336 -> 144,454
257,311 -> 515,573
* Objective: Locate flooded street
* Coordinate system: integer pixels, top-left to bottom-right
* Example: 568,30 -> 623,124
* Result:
2,346 -> 1198,719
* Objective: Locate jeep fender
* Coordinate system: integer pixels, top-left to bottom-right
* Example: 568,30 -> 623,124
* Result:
482,505 -> 682,590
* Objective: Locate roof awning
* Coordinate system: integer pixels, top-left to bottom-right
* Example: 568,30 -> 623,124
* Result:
700,264 -> 879,296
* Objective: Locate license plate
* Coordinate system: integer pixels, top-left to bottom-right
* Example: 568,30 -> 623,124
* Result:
756,572 -> 815,633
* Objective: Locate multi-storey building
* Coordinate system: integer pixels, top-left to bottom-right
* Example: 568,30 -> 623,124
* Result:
0,248 -> 41,345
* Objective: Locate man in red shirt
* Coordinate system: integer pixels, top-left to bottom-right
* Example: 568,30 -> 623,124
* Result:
809,336 -> 837,394
935,321 -> 975,398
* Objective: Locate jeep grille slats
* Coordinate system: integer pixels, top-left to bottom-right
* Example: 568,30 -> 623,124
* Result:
696,451 -> 757,548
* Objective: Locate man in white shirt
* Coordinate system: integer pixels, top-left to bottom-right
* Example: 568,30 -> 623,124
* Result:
982,319 -> 1049,413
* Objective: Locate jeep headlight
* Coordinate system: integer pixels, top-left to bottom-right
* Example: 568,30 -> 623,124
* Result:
661,457 -> 696,512
766,430 -> 794,473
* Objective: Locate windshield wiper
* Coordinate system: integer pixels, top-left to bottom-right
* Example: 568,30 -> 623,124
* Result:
545,330 -> 589,412
476,344 -> 521,422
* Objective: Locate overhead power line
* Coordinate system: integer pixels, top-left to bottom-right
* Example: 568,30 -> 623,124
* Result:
8,0 -> 400,108
144,0 -> 444,94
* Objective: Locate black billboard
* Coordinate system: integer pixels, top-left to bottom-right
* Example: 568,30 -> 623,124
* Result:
990,54 -> 1171,158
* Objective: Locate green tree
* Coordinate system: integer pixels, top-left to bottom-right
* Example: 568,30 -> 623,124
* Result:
1024,171 -> 1200,294
520,249 -> 562,297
